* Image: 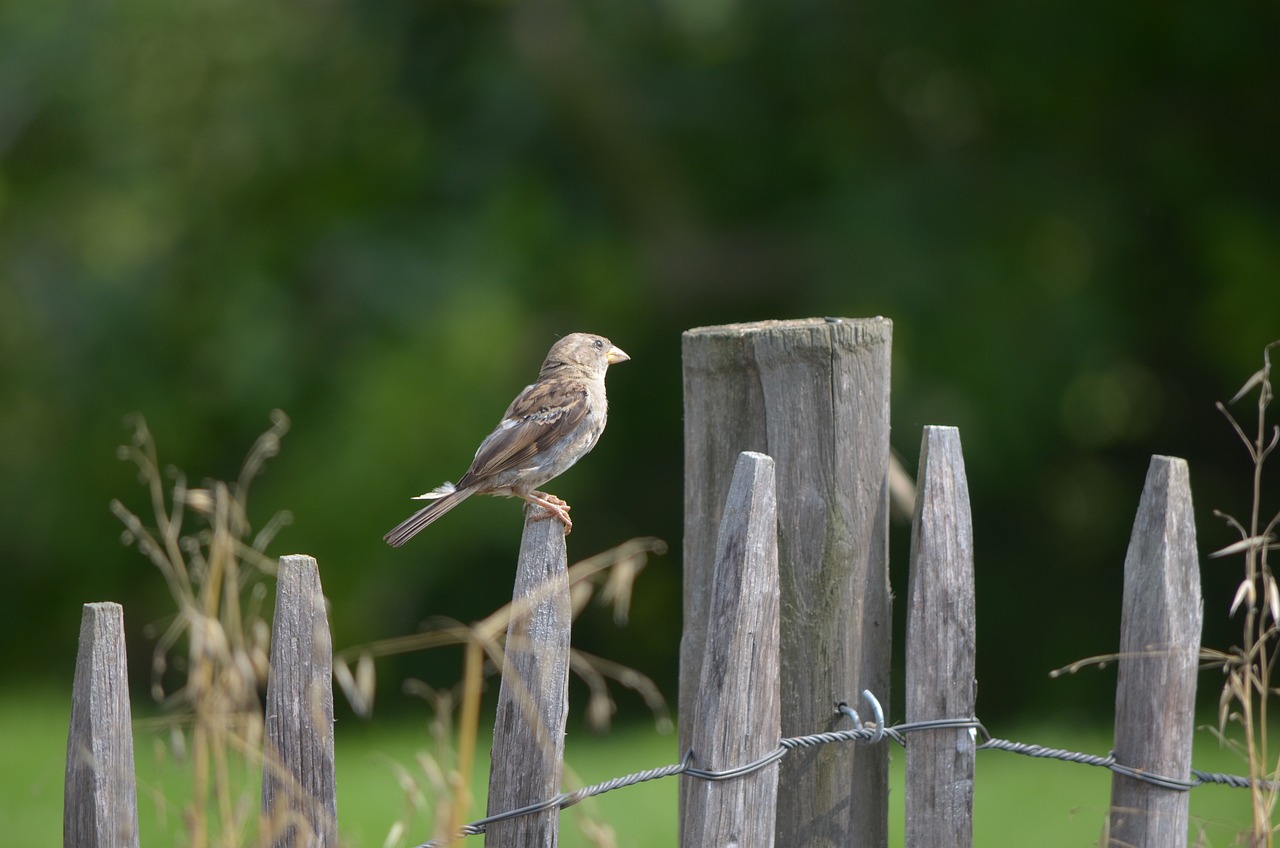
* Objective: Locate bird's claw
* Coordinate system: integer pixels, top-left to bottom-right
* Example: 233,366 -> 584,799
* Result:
525,492 -> 573,534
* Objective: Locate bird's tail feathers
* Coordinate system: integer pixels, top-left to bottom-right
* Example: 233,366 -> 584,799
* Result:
413,481 -> 457,500
384,486 -> 471,547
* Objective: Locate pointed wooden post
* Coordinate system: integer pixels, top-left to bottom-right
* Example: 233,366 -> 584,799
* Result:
486,510 -> 571,848
682,317 -> 893,847
1107,456 -> 1202,847
262,555 -> 338,847
682,451 -> 781,847
64,602 -> 139,848
905,427 -> 976,848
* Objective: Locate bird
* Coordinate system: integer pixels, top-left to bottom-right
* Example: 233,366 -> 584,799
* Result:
384,333 -> 630,547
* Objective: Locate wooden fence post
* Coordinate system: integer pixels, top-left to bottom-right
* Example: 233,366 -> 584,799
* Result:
262,555 -> 337,847
682,317 -> 893,847
64,602 -> 139,848
681,451 -> 781,847
1107,456 -> 1202,847
905,426 -> 976,848
485,509 -> 571,848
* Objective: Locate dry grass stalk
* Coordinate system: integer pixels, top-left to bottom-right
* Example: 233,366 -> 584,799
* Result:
112,411 -> 292,846
112,409 -> 666,846
334,536 -> 670,846
1206,341 -> 1280,846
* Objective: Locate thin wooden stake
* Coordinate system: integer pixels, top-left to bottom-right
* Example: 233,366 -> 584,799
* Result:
262,555 -> 337,847
681,317 -> 893,847
905,426 -> 976,848
485,509 -> 571,848
64,602 -> 139,848
1107,456 -> 1202,848
681,451 -> 781,847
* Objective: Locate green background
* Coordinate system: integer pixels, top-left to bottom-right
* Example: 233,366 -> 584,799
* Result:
2,0 -> 1277,839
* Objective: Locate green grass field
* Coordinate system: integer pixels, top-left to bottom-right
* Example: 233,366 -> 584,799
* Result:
3,686 -> 1259,846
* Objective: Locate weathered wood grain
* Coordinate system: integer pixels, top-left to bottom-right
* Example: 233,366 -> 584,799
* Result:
262,555 -> 337,847
905,426 -> 976,848
64,602 -> 139,848
682,451 -> 781,847
485,509 -> 571,848
681,317 -> 893,847
1107,456 -> 1202,847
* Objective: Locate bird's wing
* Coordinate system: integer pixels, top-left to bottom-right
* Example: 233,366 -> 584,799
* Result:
459,377 -> 590,483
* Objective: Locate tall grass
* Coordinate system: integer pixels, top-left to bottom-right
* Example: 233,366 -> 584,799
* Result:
110,410 -> 669,847
1207,341 -> 1280,847
332,535 -> 669,846
111,410 -> 290,846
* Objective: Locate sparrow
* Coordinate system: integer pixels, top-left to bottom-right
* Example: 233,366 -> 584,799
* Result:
384,333 -> 630,547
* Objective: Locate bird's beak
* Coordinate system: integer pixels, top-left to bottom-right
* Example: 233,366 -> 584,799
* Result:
606,346 -> 630,365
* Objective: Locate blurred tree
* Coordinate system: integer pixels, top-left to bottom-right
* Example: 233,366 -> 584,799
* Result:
1,0 -> 1275,720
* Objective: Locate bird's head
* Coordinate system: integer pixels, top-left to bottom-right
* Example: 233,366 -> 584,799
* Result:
540,333 -> 629,375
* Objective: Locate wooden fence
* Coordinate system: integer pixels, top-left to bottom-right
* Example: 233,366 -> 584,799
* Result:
64,317 -> 1206,847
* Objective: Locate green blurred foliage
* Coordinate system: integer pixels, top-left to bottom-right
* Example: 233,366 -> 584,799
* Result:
1,0 -> 1276,720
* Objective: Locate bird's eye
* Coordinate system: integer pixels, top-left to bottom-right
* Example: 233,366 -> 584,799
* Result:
593,338 -> 604,349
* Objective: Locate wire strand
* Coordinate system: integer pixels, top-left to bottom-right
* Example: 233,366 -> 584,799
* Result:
412,689 -> 1262,848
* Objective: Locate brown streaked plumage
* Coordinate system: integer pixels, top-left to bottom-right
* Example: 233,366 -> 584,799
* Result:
384,333 -> 629,547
